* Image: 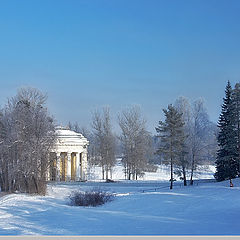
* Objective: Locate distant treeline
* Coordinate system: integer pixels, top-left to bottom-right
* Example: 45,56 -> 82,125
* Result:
0,86 -> 219,194
69,96 -> 218,188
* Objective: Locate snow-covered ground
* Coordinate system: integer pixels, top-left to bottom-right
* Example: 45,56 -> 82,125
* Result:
88,163 -> 216,181
1,171 -> 240,235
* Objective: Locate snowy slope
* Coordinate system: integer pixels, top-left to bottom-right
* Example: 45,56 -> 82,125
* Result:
0,177 -> 240,235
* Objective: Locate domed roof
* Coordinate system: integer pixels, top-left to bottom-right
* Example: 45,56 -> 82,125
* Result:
55,126 -> 88,146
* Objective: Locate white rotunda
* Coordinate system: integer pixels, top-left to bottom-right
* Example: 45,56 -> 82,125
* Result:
48,126 -> 89,181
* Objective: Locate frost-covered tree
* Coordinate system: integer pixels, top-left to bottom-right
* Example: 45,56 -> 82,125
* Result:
91,107 -> 116,180
118,105 -> 152,180
188,98 -> 211,185
0,87 -> 56,194
174,97 -> 217,185
156,104 -> 185,189
0,110 -> 7,192
215,81 -> 238,182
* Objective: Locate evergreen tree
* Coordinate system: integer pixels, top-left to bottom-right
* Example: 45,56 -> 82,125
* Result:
215,81 -> 238,183
156,104 -> 185,189
174,96 -> 191,186
232,83 -> 240,175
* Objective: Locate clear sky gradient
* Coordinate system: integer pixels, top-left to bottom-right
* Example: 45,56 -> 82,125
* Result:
0,0 -> 240,133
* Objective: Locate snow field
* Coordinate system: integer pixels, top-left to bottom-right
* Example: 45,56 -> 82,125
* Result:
88,164 -> 216,181
1,175 -> 240,235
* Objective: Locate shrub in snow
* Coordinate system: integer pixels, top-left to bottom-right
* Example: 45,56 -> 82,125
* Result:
69,188 -> 114,207
106,178 -> 115,183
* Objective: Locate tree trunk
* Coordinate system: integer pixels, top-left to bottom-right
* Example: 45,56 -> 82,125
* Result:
230,179 -> 233,187
182,165 -> 187,186
110,169 -> 112,179
33,175 -> 39,193
106,167 -> 108,180
102,166 -> 105,180
24,177 -> 29,193
190,154 -> 195,185
0,174 -> 3,191
170,156 -> 173,189
5,165 -> 9,192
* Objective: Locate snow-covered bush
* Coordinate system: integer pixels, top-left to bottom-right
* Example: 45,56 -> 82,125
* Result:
69,188 -> 114,207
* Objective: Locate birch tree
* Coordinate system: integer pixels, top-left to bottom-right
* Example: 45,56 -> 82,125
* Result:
118,105 -> 152,180
91,107 -> 116,180
189,98 -> 212,185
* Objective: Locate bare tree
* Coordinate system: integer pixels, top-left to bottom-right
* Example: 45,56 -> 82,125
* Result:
67,121 -> 82,134
174,97 -> 217,185
91,107 -> 116,180
0,109 -> 7,192
0,87 -> 56,194
67,121 -> 98,169
189,98 -> 211,185
118,105 -> 152,180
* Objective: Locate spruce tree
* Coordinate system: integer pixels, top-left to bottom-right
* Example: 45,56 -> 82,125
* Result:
215,81 -> 238,183
232,83 -> 240,175
156,104 -> 185,189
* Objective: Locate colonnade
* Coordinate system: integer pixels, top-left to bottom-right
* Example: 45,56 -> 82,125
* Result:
48,151 -> 87,181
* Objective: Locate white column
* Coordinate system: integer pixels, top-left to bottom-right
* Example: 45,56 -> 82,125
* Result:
56,152 -> 61,181
82,150 -> 88,180
80,152 -> 83,180
47,153 -> 50,181
76,152 -> 80,181
67,152 -> 71,181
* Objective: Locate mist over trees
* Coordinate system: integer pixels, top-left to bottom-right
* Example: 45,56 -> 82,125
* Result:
68,98 -> 217,184
70,106 -> 153,181
0,88 -> 56,194
0,86 -> 220,192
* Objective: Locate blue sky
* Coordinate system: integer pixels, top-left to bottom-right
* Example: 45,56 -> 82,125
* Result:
0,0 -> 240,133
